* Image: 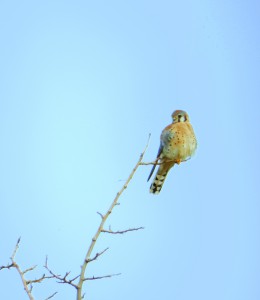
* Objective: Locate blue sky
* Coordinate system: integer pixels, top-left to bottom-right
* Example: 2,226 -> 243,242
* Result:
0,1 -> 259,299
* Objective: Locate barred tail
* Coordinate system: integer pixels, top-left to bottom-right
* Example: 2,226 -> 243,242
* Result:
149,170 -> 169,194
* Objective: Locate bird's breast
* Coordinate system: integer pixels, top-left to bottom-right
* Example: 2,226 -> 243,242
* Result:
161,123 -> 197,161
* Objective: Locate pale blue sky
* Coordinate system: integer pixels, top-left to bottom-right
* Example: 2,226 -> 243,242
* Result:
0,1 -> 259,299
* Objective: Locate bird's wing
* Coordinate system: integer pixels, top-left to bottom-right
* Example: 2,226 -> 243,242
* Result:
147,143 -> 163,182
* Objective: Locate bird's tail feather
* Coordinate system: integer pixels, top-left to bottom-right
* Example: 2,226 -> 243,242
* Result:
149,171 -> 169,194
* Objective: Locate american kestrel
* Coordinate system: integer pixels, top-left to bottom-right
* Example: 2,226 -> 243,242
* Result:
148,110 -> 197,194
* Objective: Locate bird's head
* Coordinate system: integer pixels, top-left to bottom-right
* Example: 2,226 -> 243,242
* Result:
171,110 -> 190,123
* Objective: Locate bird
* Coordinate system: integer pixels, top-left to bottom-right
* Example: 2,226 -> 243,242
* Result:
147,110 -> 197,194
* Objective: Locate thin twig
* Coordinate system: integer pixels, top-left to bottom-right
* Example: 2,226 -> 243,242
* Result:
86,248 -> 109,263
76,135 -> 150,300
96,212 -> 104,219
0,263 -> 14,270
11,237 -> 21,260
102,227 -> 144,234
45,292 -> 58,300
83,273 -> 121,281
23,265 -> 37,274
139,160 -> 161,166
26,274 -> 56,285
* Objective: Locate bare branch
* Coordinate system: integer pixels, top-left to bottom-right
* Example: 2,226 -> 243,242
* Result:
76,135 -> 150,300
1,240 -> 60,300
44,258 -> 78,289
102,227 -> 144,234
1,137 -> 151,300
0,238 -> 35,300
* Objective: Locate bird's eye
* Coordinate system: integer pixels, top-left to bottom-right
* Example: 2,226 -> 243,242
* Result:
178,114 -> 186,122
